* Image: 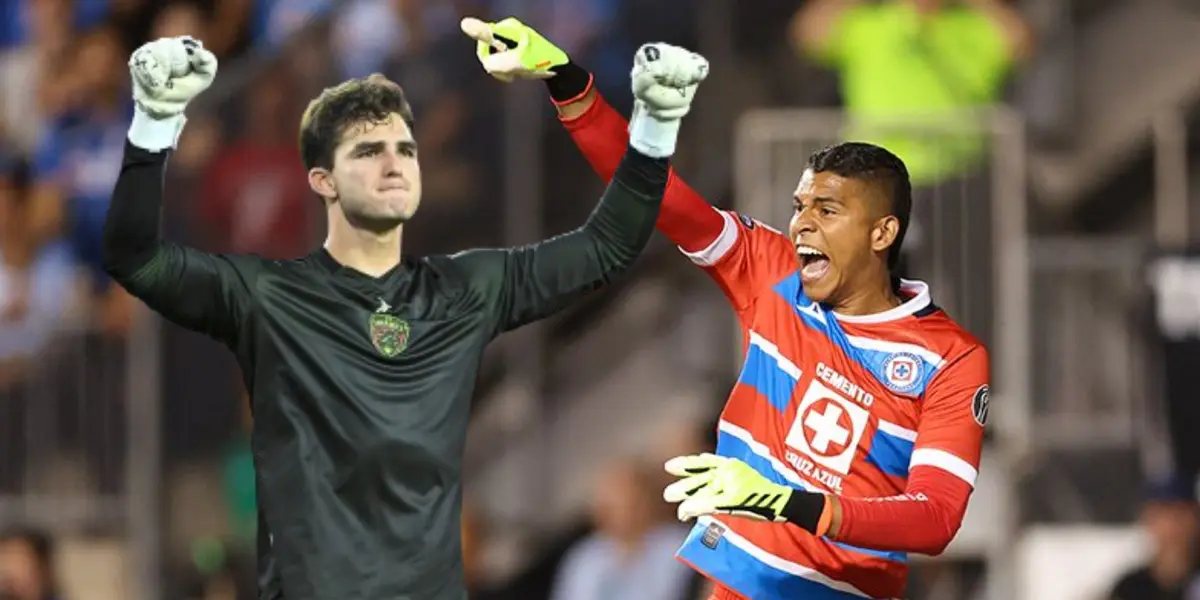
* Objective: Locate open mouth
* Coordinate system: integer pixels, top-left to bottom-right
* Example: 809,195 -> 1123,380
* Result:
796,245 -> 830,282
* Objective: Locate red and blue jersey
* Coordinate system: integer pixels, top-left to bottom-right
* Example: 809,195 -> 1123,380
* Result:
559,92 -> 989,600
673,211 -> 988,599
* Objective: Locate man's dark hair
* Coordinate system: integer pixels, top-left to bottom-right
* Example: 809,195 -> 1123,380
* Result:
299,73 -> 415,172
806,142 -> 913,270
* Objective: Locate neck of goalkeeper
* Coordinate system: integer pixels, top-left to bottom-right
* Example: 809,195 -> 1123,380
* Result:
324,208 -> 403,278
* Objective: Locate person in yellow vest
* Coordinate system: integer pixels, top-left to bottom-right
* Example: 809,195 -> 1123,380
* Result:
794,0 -> 1032,185
791,0 -> 1033,341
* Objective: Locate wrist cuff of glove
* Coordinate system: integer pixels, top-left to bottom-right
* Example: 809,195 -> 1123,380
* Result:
545,61 -> 593,105
128,108 -> 186,152
781,491 -> 827,534
628,110 -> 679,158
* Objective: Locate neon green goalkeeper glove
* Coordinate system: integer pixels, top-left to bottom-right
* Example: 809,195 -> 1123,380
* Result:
462,16 -> 707,158
461,17 -> 569,82
663,454 -> 828,531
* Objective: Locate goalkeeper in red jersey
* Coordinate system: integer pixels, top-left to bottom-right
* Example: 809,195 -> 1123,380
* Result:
465,18 -> 991,600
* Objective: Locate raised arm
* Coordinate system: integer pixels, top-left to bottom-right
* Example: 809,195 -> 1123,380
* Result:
457,146 -> 669,334
550,77 -> 726,255
788,0 -> 861,62
456,39 -> 706,333
461,17 -> 725,253
102,37 -> 259,346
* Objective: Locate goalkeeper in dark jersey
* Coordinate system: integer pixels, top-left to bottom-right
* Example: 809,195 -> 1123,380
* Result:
102,36 -> 709,600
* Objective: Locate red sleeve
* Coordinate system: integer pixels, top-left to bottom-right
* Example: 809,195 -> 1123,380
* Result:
831,346 -> 990,555
559,93 -> 722,253
561,94 -> 796,312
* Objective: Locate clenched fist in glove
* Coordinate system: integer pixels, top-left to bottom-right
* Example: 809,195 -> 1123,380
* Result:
630,44 -> 708,121
127,36 -> 218,151
626,42 -> 708,157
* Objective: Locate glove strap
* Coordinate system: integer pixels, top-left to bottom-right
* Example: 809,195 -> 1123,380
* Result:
781,491 -> 828,534
628,103 -> 679,158
128,108 -> 186,152
545,61 -> 593,106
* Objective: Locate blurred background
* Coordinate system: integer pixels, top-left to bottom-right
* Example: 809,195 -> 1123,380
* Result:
1,0 -> 1199,598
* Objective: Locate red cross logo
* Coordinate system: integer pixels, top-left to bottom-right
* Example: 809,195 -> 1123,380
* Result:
801,398 -> 855,458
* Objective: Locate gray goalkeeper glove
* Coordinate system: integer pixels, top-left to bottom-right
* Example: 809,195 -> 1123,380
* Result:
127,36 -> 218,151
628,43 -> 709,158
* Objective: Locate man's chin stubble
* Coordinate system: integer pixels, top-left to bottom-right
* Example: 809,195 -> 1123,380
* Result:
343,209 -> 410,234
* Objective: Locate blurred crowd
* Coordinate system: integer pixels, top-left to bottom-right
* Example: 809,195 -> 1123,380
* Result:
3,0 -> 1196,599
462,421 -> 715,600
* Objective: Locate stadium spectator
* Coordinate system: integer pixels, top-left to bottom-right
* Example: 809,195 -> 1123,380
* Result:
549,459 -> 692,600
1107,474 -> 1200,600
329,0 -> 470,81
538,0 -> 629,104
195,68 -> 315,258
649,420 -> 717,600
791,0 -> 1033,188
0,152 -> 71,496
253,0 -> 334,50
150,2 -> 210,42
0,528 -> 63,600
0,0 -> 75,156
648,420 -> 712,523
29,24 -> 136,338
194,0 -> 253,59
0,154 -> 75,390
790,0 -> 1033,344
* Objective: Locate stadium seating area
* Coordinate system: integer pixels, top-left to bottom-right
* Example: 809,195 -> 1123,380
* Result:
2,1 -> 1199,599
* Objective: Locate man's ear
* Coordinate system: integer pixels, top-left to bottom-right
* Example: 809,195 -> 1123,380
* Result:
871,215 -> 900,255
308,168 -> 337,203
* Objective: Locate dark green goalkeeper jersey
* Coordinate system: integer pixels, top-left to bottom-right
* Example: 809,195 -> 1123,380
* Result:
101,141 -> 668,600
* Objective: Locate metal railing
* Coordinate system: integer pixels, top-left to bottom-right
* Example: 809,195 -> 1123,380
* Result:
0,301 -> 161,600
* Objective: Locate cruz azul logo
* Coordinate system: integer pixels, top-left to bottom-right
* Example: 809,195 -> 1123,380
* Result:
785,379 -> 870,492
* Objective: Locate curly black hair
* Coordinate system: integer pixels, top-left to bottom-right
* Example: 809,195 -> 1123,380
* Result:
299,73 -> 414,172
806,142 -> 913,271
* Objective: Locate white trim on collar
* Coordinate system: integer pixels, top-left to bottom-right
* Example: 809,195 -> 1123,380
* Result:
832,279 -> 932,324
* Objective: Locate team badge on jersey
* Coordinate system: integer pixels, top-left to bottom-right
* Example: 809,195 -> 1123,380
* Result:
972,385 -> 990,426
737,213 -> 780,234
369,299 -> 410,358
883,352 -> 922,393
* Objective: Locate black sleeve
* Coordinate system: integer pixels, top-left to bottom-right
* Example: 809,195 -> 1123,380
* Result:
455,147 -> 668,335
102,141 -> 260,346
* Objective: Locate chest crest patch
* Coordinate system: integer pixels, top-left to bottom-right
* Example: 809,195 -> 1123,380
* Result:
369,299 -> 410,358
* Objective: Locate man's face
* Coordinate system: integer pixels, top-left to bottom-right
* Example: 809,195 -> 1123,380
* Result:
314,113 -> 422,232
788,169 -> 896,304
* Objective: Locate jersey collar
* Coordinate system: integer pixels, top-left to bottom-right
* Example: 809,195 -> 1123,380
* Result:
832,279 -> 932,324
313,248 -> 412,283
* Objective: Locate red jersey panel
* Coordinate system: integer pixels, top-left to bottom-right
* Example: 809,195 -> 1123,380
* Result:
556,93 -> 988,600
676,211 -> 989,600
